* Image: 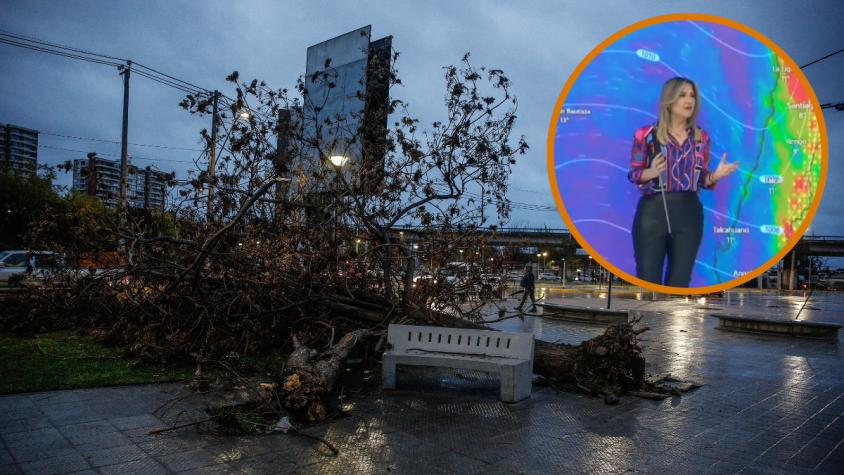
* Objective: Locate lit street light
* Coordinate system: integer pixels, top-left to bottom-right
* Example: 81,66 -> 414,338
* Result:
329,154 -> 349,168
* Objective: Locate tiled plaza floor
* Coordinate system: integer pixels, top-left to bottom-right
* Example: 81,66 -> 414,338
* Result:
1,290 -> 843,473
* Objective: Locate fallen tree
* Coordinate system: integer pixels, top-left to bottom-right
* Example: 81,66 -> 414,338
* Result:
0,52 -> 695,434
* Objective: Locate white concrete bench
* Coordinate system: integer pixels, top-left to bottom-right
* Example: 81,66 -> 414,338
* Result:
382,324 -> 534,402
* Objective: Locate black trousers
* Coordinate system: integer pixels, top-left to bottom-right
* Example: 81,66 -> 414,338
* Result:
517,286 -> 536,309
632,191 -> 703,287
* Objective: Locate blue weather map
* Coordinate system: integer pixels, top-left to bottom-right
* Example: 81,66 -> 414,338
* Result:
553,20 -> 823,287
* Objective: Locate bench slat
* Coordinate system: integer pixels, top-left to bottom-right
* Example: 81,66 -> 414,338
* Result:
388,324 -> 533,361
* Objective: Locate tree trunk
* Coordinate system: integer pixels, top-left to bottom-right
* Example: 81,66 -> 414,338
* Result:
282,329 -> 377,422
327,298 -> 649,396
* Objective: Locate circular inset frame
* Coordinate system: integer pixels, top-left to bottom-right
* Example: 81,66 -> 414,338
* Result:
547,13 -> 828,294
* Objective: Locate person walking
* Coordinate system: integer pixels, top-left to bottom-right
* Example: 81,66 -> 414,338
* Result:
516,265 -> 537,312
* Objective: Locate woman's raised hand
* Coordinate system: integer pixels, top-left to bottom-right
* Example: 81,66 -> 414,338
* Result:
712,152 -> 739,181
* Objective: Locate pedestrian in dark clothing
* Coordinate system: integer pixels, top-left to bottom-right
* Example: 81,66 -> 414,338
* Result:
516,265 -> 537,312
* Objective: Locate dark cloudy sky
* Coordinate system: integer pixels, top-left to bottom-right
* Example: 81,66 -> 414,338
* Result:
2,0 -> 842,234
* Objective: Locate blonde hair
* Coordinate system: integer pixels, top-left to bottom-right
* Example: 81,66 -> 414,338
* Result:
656,77 -> 700,144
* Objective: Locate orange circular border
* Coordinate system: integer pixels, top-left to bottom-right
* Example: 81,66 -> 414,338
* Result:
547,13 -> 829,295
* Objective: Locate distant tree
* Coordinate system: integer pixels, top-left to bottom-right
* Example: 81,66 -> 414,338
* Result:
0,166 -> 63,249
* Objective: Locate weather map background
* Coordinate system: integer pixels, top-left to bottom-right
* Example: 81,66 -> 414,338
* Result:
553,20 -> 823,287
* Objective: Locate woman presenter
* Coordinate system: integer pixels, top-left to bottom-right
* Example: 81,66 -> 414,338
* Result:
628,77 -> 738,287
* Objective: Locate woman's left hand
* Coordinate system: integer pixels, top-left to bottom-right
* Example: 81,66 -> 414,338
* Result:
712,152 -> 739,182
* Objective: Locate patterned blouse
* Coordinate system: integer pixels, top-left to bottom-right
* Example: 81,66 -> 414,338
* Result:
627,124 -> 716,196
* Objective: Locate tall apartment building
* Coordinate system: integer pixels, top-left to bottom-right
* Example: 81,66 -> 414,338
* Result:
72,156 -> 168,210
0,124 -> 38,173
127,165 -> 168,210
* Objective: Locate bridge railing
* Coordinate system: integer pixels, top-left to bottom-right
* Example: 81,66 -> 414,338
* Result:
802,236 -> 844,241
389,225 -> 570,235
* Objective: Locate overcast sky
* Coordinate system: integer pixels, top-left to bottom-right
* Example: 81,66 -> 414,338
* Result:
2,0 -> 842,235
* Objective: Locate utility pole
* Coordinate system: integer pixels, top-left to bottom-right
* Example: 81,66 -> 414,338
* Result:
3,125 -> 10,168
207,90 -> 220,222
118,60 -> 131,221
789,251 -> 797,290
143,166 -> 150,210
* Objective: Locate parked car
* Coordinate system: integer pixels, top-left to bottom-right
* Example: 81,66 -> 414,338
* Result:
0,250 -> 63,287
538,272 -> 561,282
818,271 -> 844,290
412,272 -> 436,287
437,262 -> 470,287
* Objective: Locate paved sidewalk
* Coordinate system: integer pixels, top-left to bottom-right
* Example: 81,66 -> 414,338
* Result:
1,291 -> 843,473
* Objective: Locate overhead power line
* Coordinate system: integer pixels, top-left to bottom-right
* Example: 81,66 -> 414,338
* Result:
41,131 -> 204,152
131,68 -> 206,95
0,29 -> 211,97
132,61 -> 210,94
0,29 -> 127,62
0,37 -> 122,66
39,144 -> 195,164
800,46 -> 844,69
430,184 -> 557,212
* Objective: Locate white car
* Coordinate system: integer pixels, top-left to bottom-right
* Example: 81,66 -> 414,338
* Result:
538,272 -> 561,282
0,250 -> 63,286
819,271 -> 844,290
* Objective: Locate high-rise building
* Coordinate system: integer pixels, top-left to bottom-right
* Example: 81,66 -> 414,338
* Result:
72,156 -> 168,210
72,157 -> 120,206
299,25 -> 391,194
0,124 -> 38,173
127,165 -> 168,210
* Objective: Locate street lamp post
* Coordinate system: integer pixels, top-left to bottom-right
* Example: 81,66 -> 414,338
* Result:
562,258 -> 566,287
808,256 -> 813,291
329,154 -> 349,272
598,263 -> 603,290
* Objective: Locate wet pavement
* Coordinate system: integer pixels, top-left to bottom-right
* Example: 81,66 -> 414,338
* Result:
2,289 -> 844,474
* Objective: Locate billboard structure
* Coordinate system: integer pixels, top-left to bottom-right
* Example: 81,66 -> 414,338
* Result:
300,25 -> 391,194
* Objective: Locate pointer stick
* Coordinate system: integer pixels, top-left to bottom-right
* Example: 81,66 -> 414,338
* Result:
658,144 -> 672,235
